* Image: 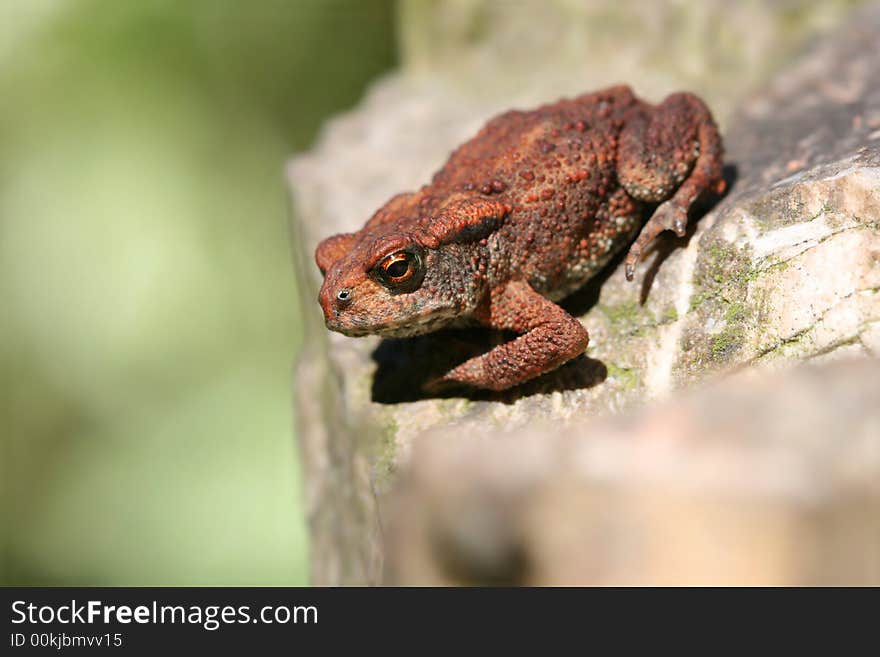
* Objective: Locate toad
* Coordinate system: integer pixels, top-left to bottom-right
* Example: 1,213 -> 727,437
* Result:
315,85 -> 724,391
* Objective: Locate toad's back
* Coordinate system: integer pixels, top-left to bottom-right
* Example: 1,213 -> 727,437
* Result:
425,85 -> 652,298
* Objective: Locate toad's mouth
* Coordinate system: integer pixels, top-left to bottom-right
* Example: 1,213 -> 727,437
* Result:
325,307 -> 462,339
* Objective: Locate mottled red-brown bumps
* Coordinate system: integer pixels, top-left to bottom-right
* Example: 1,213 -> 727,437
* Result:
315,85 -> 724,390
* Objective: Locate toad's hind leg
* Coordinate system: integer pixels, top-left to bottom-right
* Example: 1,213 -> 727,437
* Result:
424,280 -> 589,392
617,93 -> 725,281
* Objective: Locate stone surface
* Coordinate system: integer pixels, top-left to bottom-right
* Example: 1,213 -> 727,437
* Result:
386,358 -> 880,585
287,3 -> 880,584
400,0 -> 867,125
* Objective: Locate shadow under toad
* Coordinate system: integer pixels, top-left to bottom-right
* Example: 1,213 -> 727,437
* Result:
370,328 -> 609,404
370,165 -> 736,405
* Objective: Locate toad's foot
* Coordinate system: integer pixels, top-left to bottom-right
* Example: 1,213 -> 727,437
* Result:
624,199 -> 688,281
424,280 -> 589,392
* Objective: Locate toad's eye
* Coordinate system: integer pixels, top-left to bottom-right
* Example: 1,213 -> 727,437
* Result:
383,254 -> 411,279
373,248 -> 425,292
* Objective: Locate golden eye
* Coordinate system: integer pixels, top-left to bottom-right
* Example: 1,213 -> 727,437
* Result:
381,252 -> 413,282
372,247 -> 425,292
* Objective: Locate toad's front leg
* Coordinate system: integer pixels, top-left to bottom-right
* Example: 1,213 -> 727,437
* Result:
426,280 -> 589,391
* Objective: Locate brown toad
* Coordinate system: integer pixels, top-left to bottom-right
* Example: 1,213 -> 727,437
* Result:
315,85 -> 724,391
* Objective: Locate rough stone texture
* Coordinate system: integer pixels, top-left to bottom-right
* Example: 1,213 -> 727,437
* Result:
386,358 -> 880,585
287,3 -> 880,584
400,0 -> 867,125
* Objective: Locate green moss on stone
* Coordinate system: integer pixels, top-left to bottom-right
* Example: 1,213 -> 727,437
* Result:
373,414 -> 399,486
600,300 -> 641,325
606,364 -> 638,390
661,305 -> 679,324
675,235 -> 764,376
689,292 -> 707,312
598,300 -> 651,336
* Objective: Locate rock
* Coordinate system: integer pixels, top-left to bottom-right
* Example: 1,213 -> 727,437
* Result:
399,0 -> 867,125
287,4 -> 880,584
386,358 -> 880,585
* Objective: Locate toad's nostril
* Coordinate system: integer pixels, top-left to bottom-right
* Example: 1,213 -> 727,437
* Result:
336,288 -> 352,305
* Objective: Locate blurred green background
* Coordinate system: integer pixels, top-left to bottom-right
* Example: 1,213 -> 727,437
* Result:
1,0 -> 396,585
